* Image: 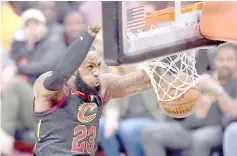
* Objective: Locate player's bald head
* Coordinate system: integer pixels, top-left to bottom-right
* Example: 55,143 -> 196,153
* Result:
87,50 -> 101,59
83,50 -> 102,64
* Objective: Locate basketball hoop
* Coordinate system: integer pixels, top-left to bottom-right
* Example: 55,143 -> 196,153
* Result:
139,52 -> 207,102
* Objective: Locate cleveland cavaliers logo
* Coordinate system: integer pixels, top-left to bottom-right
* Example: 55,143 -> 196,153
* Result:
77,103 -> 97,123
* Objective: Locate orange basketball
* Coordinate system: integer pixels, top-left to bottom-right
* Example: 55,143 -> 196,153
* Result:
156,73 -> 201,118
159,84 -> 200,118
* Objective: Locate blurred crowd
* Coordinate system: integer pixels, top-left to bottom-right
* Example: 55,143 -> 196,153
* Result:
1,1 -> 237,156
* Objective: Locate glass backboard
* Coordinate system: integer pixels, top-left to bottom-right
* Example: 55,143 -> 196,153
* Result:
102,1 -> 223,66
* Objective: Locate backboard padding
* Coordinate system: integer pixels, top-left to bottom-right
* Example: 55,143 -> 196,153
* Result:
200,2 -> 237,41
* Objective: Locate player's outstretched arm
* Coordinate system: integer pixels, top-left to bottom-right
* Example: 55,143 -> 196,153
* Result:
33,25 -> 101,112
43,25 -> 100,91
101,70 -> 152,102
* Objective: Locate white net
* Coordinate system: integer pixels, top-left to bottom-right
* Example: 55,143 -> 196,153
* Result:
139,52 -> 205,102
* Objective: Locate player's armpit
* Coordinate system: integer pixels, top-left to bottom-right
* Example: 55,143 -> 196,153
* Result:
101,70 -> 152,101
33,71 -> 64,112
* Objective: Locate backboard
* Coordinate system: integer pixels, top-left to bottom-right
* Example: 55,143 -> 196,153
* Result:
102,1 -> 223,66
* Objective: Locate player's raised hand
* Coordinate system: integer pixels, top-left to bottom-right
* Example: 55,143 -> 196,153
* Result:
90,23 -> 101,32
88,23 -> 101,37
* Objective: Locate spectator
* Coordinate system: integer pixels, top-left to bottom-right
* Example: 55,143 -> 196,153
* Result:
10,9 -> 67,85
141,43 -> 237,156
99,67 -> 162,156
1,2 -> 23,52
63,10 -> 87,46
224,122 -> 237,156
56,2 -> 82,24
79,2 -> 102,24
218,43 -> 237,156
206,43 -> 237,117
0,48 -> 34,155
195,49 -> 211,74
37,1 -> 64,35
0,127 -> 15,155
37,1 -> 58,26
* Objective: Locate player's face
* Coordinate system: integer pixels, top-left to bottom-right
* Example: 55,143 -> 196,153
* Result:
76,51 -> 102,95
215,47 -> 237,80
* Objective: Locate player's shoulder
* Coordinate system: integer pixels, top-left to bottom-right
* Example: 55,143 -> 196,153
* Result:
33,71 -> 53,91
33,71 -> 60,99
33,71 -> 65,112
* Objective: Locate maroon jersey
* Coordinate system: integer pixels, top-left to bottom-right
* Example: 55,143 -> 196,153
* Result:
34,87 -> 104,156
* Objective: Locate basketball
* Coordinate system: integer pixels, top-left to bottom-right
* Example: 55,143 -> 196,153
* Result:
159,85 -> 200,118
157,74 -> 201,118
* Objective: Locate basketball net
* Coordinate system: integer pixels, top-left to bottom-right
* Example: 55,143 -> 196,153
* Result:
139,52 -> 206,102
129,2 -> 208,102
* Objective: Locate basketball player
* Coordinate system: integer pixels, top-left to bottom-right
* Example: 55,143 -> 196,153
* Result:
33,24 -> 152,156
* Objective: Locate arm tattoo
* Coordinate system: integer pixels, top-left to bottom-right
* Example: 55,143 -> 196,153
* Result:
106,71 -> 152,99
119,71 -> 151,93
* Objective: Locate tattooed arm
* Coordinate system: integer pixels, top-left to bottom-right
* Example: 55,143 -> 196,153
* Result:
100,70 -> 152,102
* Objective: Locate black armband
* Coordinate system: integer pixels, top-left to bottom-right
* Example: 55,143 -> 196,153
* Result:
43,31 -> 95,91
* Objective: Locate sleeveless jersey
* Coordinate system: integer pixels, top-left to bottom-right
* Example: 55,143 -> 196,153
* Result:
33,87 -> 104,156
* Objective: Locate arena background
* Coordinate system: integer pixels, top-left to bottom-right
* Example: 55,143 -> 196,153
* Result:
1,1 -> 237,156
